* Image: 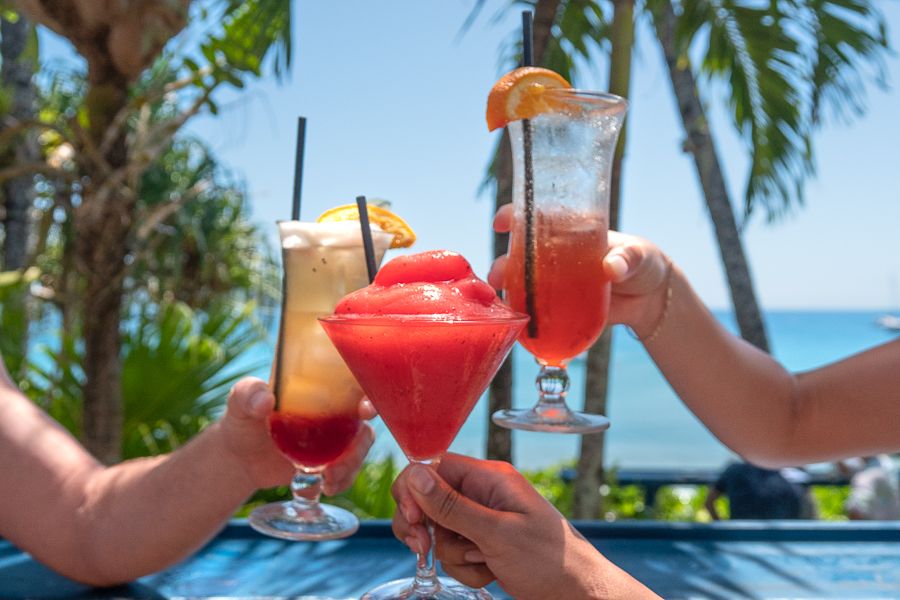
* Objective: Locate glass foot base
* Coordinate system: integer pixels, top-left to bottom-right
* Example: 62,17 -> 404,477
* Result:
361,577 -> 492,599
248,501 -> 359,541
492,407 -> 610,434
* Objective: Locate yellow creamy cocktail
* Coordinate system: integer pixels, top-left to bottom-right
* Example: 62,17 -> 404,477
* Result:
249,205 -> 414,541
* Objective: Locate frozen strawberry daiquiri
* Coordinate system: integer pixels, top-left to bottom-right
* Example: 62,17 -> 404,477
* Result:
321,250 -> 527,600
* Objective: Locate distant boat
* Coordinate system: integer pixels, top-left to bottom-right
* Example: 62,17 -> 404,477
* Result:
876,314 -> 900,332
878,275 -> 900,332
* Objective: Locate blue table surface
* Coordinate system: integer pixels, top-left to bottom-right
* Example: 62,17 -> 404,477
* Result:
2,520 -> 900,599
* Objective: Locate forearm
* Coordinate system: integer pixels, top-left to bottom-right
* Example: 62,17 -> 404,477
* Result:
641,266 -> 800,465
581,546 -> 660,599
641,267 -> 900,465
76,424 -> 257,585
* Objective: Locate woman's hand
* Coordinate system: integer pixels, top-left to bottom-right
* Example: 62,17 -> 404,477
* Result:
391,453 -> 658,600
488,204 -> 671,338
218,377 -> 375,493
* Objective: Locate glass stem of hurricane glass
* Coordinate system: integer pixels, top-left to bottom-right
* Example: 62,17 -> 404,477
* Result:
535,364 -> 570,411
411,458 -> 441,596
290,468 -> 325,518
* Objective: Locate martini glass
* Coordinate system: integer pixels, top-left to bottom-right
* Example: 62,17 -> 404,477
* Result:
492,89 -> 627,434
248,221 -> 392,541
320,313 -> 528,600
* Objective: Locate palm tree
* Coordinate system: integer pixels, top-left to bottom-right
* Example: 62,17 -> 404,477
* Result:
475,0 -> 888,515
4,0 -> 292,463
574,0 -> 635,519
650,0 -> 887,350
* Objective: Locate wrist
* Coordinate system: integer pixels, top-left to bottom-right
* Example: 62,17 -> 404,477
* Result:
579,546 -> 658,600
566,540 -> 617,599
630,256 -> 674,340
205,422 -> 259,496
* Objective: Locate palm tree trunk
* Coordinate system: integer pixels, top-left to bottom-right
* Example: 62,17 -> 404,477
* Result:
77,75 -> 133,464
487,0 -> 562,462
652,0 -> 769,352
1,13 -> 38,379
572,0 -> 635,520
487,133 -> 515,462
1,14 -> 37,271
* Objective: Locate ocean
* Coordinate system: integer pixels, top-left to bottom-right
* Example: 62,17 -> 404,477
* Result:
242,311 -> 899,471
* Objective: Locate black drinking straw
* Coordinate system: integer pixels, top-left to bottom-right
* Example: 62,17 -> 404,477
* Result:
522,10 -> 534,67
291,117 -> 307,221
521,10 -> 538,338
356,195 -> 378,283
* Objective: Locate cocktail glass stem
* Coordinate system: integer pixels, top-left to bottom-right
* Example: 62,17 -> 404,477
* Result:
288,469 -> 326,520
532,364 -> 571,420
249,458 -> 358,541
411,458 -> 441,597
412,517 -> 439,595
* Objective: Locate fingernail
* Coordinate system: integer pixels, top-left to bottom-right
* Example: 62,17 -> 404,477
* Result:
404,536 -> 421,554
408,466 -> 435,494
607,254 -> 628,279
464,550 -> 486,563
250,391 -> 270,412
401,503 -> 416,523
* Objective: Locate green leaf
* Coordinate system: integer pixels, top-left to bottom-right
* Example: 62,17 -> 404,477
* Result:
119,300 -> 267,459
183,57 -> 200,73
198,0 -> 292,81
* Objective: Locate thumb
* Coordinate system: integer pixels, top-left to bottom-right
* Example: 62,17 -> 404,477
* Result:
603,241 -> 645,284
406,464 -> 497,542
226,377 -> 274,421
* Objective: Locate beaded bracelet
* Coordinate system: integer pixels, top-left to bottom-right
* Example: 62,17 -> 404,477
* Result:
628,256 -> 674,344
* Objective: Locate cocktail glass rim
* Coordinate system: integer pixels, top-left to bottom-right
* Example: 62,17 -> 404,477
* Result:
541,88 -> 628,115
319,313 -> 530,326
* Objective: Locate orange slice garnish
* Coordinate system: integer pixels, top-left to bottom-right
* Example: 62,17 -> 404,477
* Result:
316,204 -> 416,249
486,67 -> 572,131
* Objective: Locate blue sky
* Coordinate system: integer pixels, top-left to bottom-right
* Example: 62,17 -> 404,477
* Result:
41,1 -> 900,310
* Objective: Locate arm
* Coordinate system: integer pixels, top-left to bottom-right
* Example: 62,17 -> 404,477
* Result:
641,265 -> 900,467
704,486 -> 722,521
489,205 -> 900,467
0,375 -> 373,586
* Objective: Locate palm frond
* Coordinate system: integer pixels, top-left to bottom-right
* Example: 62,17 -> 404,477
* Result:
200,0 -> 293,81
800,0 -> 888,125
676,0 -> 811,220
120,300 -> 267,459
674,0 -> 890,220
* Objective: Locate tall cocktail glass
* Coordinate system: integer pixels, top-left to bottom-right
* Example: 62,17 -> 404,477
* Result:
492,89 -> 627,434
248,221 -> 392,541
321,313 -> 528,599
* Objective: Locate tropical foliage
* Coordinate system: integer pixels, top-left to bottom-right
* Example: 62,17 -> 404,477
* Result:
671,0 -> 888,219
0,0 -> 293,463
1,63 -> 277,462
238,456 -> 852,522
